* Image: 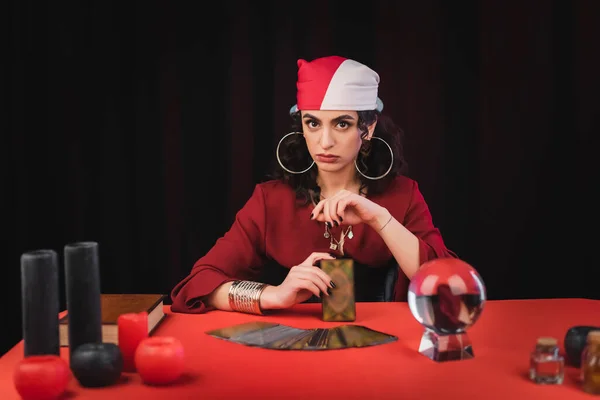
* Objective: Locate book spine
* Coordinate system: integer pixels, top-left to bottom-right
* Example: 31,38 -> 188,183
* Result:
64,242 -> 103,362
20,249 -> 60,356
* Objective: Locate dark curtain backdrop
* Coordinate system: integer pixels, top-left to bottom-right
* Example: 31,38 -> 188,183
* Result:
3,0 -> 599,353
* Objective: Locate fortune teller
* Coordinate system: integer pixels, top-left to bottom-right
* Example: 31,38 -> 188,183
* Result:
171,56 -> 457,315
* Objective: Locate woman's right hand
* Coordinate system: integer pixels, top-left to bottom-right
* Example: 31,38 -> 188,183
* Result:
260,252 -> 336,310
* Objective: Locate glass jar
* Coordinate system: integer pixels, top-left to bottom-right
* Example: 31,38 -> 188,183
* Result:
582,331 -> 600,394
529,337 -> 564,384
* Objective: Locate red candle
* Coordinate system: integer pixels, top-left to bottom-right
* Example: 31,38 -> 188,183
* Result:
117,312 -> 148,372
135,336 -> 185,385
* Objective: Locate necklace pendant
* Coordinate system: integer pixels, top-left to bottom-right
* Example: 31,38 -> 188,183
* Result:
347,229 -> 354,240
324,232 -> 330,239
329,242 -> 338,251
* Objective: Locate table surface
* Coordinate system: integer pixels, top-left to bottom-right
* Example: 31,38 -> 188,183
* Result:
1,299 -> 598,399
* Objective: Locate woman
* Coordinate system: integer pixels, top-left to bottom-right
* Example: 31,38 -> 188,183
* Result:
170,55 -> 456,315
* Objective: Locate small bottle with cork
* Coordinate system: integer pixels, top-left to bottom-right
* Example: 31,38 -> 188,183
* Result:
529,337 -> 564,384
582,331 -> 600,395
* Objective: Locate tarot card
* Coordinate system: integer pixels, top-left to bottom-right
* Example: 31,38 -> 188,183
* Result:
305,328 -> 330,350
285,330 -> 320,350
208,322 -> 317,349
267,329 -> 316,349
323,327 -> 348,349
206,321 -> 396,350
321,259 -> 356,322
255,326 -> 308,348
234,324 -> 300,346
336,325 -> 397,348
206,321 -> 279,341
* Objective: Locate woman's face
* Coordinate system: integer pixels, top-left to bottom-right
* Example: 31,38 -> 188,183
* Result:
301,110 -> 376,174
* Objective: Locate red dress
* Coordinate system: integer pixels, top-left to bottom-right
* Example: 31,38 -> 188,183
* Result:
170,176 -> 456,313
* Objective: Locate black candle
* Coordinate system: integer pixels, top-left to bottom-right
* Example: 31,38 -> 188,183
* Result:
64,242 -> 102,362
20,249 -> 60,357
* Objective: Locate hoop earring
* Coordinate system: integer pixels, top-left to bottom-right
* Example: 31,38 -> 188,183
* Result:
276,132 -> 315,174
354,136 -> 393,180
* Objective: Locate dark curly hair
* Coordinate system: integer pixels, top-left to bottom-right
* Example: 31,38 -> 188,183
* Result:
268,109 -> 408,205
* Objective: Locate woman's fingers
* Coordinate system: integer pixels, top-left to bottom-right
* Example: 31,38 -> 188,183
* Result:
293,264 -> 334,291
305,263 -> 335,287
336,197 -> 351,219
311,199 -> 326,220
313,191 -> 351,226
305,252 -> 335,266
294,279 -> 322,298
289,269 -> 330,295
324,199 -> 337,226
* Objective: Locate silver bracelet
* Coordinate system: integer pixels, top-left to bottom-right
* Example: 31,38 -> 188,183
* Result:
380,214 -> 393,231
228,280 -> 267,315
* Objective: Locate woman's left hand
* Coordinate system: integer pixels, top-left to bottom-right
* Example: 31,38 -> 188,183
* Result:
311,189 -> 390,229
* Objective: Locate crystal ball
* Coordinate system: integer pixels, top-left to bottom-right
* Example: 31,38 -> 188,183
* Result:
408,258 -> 486,335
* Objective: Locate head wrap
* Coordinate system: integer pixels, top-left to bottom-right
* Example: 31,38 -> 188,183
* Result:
289,55 -> 383,114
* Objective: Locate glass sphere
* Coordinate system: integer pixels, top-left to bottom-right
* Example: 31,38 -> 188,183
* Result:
408,258 -> 486,335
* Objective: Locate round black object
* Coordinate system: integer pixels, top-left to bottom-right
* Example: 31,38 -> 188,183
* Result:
564,326 -> 600,367
70,343 -> 123,387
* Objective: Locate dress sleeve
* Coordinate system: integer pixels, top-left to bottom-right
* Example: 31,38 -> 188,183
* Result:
393,181 -> 458,302
404,181 -> 458,266
170,184 -> 267,314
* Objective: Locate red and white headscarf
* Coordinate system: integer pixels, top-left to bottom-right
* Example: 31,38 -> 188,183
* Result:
290,55 -> 384,114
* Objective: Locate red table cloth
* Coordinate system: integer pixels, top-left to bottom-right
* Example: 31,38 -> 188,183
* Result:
1,299 -> 598,399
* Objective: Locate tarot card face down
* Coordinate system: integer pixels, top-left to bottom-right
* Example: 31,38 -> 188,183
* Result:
207,322 -> 308,348
335,325 -> 397,348
321,258 -> 356,322
206,322 -> 398,350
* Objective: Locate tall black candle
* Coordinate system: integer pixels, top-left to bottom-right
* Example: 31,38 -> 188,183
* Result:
64,242 -> 102,362
20,249 -> 60,357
